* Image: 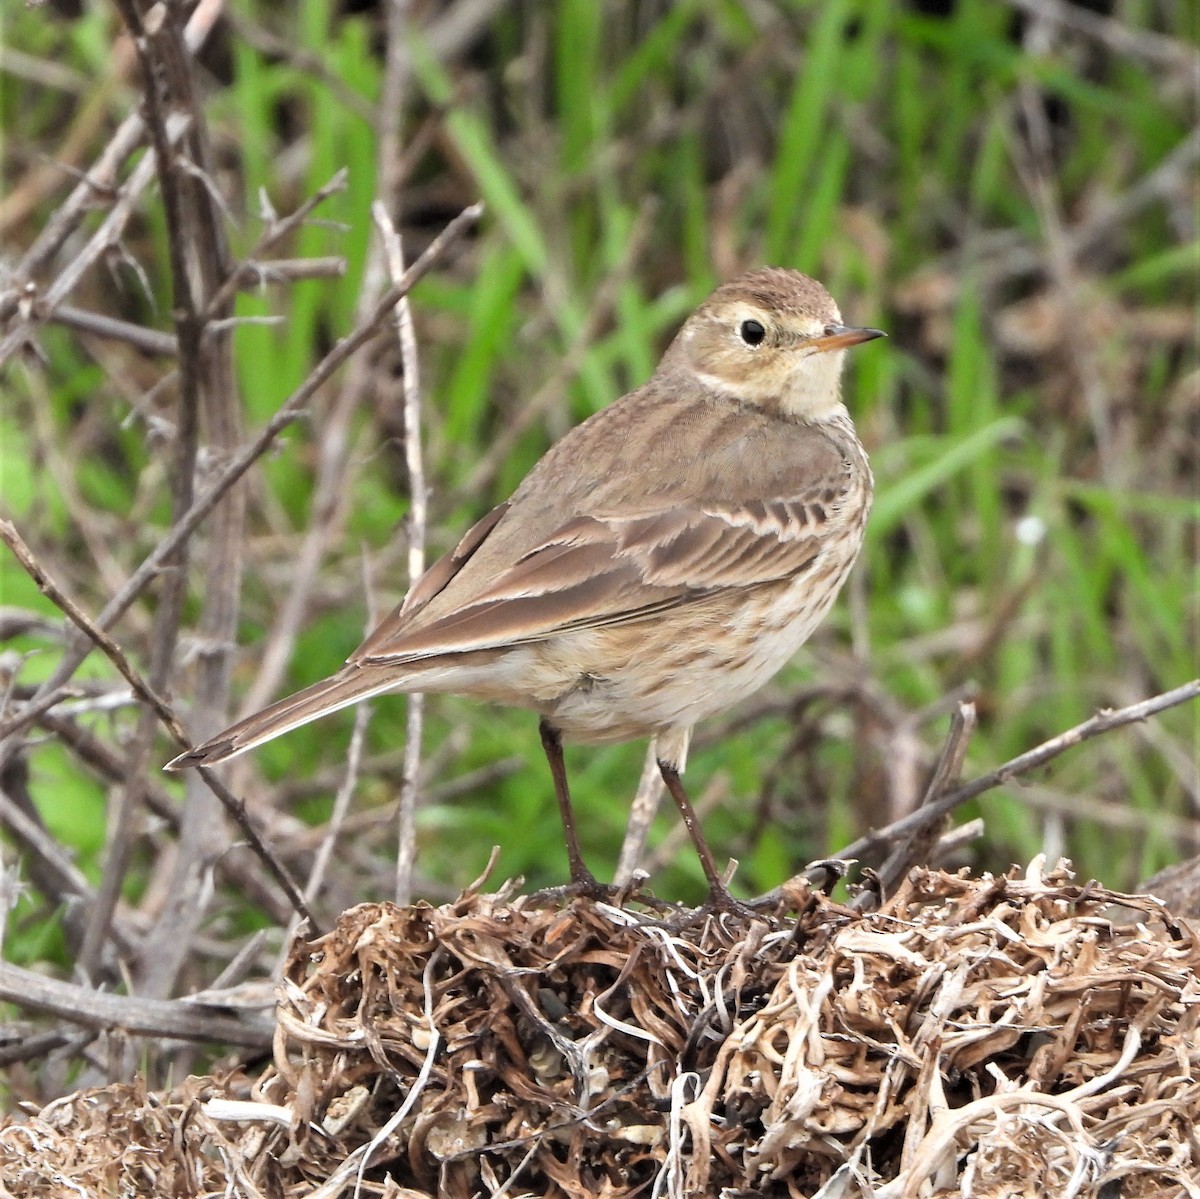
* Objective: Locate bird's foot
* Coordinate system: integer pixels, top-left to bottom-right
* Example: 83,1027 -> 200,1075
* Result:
647,883 -> 762,931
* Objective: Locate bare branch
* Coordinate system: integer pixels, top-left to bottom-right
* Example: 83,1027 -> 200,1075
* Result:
0,959 -> 274,1049
0,114 -> 191,367
301,703 -> 370,913
201,170 -> 350,321
855,701 -> 978,911
0,770 -> 142,960
615,745 -> 667,886
0,519 -> 190,747
832,680 -> 1200,868
0,0 -> 224,330
0,201 -> 483,748
197,767 -> 317,932
239,256 -> 346,285
32,710 -> 298,925
374,197 -> 429,906
47,306 -> 179,355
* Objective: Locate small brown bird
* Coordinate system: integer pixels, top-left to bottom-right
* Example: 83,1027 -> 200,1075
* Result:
168,268 -> 883,909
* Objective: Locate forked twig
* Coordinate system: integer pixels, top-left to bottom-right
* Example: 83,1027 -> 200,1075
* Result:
0,201 -> 483,748
0,520 -> 189,747
0,0 -> 225,345
854,701 -> 978,911
833,680 -> 1200,868
0,521 -> 318,930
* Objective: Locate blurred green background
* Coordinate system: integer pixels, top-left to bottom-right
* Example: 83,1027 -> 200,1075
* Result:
1,0 -> 1196,960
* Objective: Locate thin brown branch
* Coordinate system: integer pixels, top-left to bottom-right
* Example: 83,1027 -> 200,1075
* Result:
0,520 -> 190,747
197,768 -> 317,931
831,680 -> 1200,868
0,959 -> 274,1049
0,0 -> 224,331
201,169 -> 350,321
0,1027 -> 92,1069
0,201 -> 482,748
0,608 -> 63,641
47,305 -> 179,355
930,818 -> 986,864
374,197 -> 429,906
856,701 -> 978,911
917,701 -> 978,810
0,113 -> 190,368
32,710 -> 297,925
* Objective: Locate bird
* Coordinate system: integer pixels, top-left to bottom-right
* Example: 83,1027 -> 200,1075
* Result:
167,268 -> 884,911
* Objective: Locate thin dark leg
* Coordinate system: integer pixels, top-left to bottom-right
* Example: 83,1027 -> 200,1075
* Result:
538,719 -> 597,887
657,759 -> 747,914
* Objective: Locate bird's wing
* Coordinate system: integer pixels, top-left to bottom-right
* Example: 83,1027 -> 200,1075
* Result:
353,501 -> 509,659
352,488 -> 845,665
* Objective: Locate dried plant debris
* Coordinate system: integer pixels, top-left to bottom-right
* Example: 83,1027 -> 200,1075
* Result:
3,861 -> 1198,1198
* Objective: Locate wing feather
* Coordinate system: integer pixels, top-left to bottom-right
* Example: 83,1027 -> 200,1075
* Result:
355,485 -> 848,666
354,501 -> 509,659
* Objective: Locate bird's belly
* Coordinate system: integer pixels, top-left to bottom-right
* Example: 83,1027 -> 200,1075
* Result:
519,558 -> 857,743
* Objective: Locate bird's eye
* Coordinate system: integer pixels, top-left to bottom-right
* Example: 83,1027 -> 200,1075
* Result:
739,319 -> 766,347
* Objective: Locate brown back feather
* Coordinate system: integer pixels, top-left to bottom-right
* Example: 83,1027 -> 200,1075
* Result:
352,385 -> 867,666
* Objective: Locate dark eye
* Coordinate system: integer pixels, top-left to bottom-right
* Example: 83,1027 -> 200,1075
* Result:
739,318 -> 766,346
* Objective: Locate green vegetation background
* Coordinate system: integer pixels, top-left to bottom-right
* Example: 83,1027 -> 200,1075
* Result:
2,0 -> 1196,970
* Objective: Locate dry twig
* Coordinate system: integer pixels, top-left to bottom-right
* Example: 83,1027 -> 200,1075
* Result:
831,679 -> 1200,869
5,864 -> 1195,1197
0,202 -> 482,748
0,959 -> 273,1049
375,201 -> 430,907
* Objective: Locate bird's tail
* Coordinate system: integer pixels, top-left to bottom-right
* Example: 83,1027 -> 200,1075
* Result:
165,667 -> 402,771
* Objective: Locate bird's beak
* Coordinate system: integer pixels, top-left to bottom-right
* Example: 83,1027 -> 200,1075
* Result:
812,324 -> 887,353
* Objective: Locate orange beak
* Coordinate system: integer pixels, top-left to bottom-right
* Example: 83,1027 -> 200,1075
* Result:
812,324 -> 887,352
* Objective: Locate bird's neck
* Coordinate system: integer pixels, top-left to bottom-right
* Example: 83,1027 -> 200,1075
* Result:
777,349 -> 847,420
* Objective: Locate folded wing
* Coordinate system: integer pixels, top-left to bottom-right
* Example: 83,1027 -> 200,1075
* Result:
353,491 -> 841,666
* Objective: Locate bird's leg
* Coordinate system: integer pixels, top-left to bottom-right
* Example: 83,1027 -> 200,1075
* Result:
538,719 -> 600,889
657,759 -> 750,916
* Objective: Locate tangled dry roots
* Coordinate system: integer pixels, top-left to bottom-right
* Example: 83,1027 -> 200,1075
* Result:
3,860 -> 1198,1197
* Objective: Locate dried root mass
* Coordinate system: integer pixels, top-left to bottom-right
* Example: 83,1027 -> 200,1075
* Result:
3,861 -> 1198,1197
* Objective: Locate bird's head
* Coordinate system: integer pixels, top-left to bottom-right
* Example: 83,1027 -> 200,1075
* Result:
669,267 -> 884,421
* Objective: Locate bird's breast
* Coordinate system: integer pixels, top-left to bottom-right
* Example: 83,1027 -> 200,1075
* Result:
525,514 -> 868,743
